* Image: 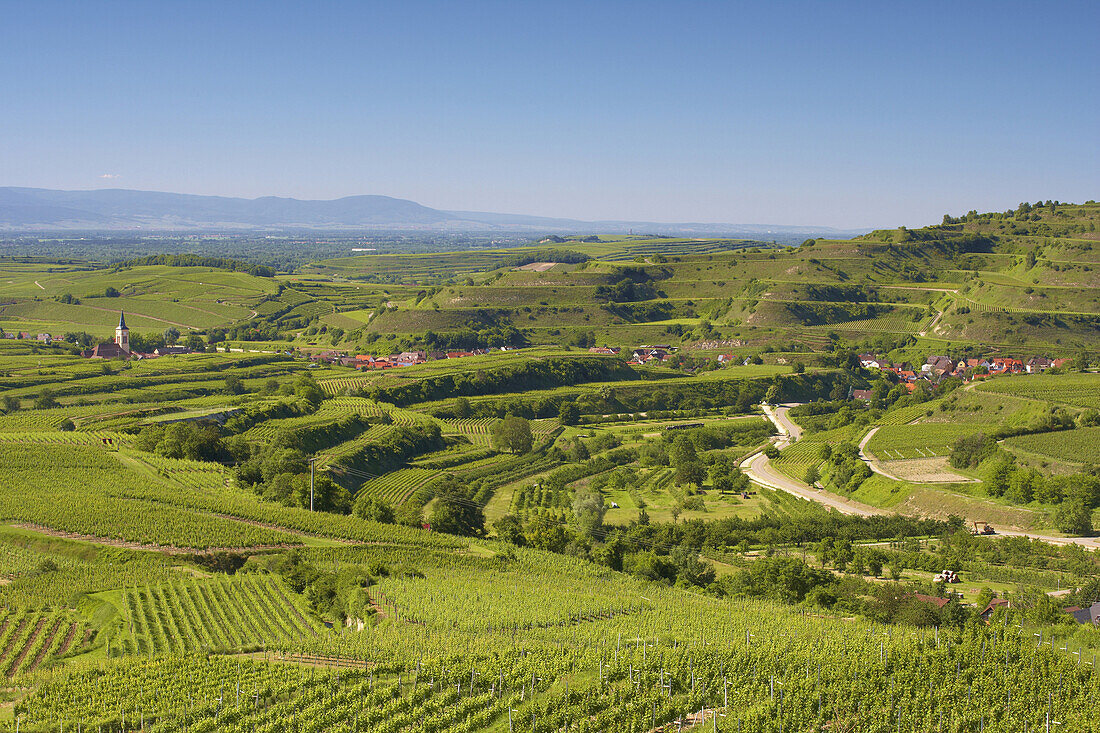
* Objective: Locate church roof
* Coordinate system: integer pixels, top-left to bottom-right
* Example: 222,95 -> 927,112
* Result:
87,341 -> 129,359
117,310 -> 128,330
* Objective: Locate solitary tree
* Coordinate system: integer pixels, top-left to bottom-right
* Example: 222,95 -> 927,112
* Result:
669,435 -> 697,467
491,415 -> 533,454
572,485 -> 607,540
34,389 -> 59,410
493,514 -> 527,546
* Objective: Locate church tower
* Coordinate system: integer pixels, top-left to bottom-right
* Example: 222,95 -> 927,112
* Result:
115,311 -> 130,352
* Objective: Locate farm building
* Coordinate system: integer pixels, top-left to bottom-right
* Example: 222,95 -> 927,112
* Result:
1064,602 -> 1100,626
979,598 -> 1010,624
912,594 -> 950,609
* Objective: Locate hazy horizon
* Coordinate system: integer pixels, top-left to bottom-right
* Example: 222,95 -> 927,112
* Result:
2,1 -> 1097,229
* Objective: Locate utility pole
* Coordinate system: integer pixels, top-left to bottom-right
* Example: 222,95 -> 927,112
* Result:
309,457 -> 317,511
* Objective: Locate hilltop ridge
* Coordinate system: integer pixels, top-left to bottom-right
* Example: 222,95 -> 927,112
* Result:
0,186 -> 865,236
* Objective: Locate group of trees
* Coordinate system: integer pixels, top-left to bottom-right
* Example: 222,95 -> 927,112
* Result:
120,254 -> 276,277
253,551 -> 378,624
593,267 -> 663,303
135,421 -> 239,463
365,356 -> 634,406
422,321 -> 528,351
816,442 -> 872,494
949,433 -> 1100,533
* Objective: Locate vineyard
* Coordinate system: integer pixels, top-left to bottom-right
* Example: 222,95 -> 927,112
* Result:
772,425 -> 860,479
440,418 -> 498,447
0,609 -> 89,678
0,444 -> 300,550
242,397 -> 393,442
1004,426 -> 1100,466
7,588 -> 1100,732
865,423 -> 985,460
2,224 -> 1100,731
805,308 -> 930,334
356,468 -> 443,506
114,574 -> 320,656
976,372 -> 1100,409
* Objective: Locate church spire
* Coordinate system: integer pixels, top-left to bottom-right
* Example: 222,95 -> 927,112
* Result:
115,310 -> 130,352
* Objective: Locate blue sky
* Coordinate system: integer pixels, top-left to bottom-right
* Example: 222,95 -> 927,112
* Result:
2,1 -> 1097,228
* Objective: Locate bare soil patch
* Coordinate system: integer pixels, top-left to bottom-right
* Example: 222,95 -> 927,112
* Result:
879,457 -> 973,483
513,262 -> 557,272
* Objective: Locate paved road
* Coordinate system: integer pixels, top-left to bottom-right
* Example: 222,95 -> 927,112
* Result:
855,426 -> 898,480
741,404 -> 881,517
739,449 -> 880,517
769,404 -> 803,443
743,404 -> 1100,548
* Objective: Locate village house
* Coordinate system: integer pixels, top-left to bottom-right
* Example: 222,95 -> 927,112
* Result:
1026,356 -> 1053,373
859,354 -> 890,369
922,355 -> 955,377
308,349 -> 344,364
990,357 -> 1024,374
588,346 -> 620,355
632,347 -> 668,363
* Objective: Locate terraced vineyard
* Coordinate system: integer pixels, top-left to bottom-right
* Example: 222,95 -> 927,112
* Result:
772,425 -> 860,478
129,451 -> 229,491
355,468 -> 442,505
370,549 -> 641,631
0,404 -> 152,432
242,397 -> 390,442
806,308 -> 930,334
0,430 -> 127,447
0,444 -> 299,549
440,418 -> 497,446
0,544 -> 79,579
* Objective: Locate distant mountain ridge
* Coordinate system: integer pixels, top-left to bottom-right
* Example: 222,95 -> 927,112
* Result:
0,187 -> 864,236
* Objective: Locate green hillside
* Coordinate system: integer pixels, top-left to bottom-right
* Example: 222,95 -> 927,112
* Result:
0,203 -> 1098,731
